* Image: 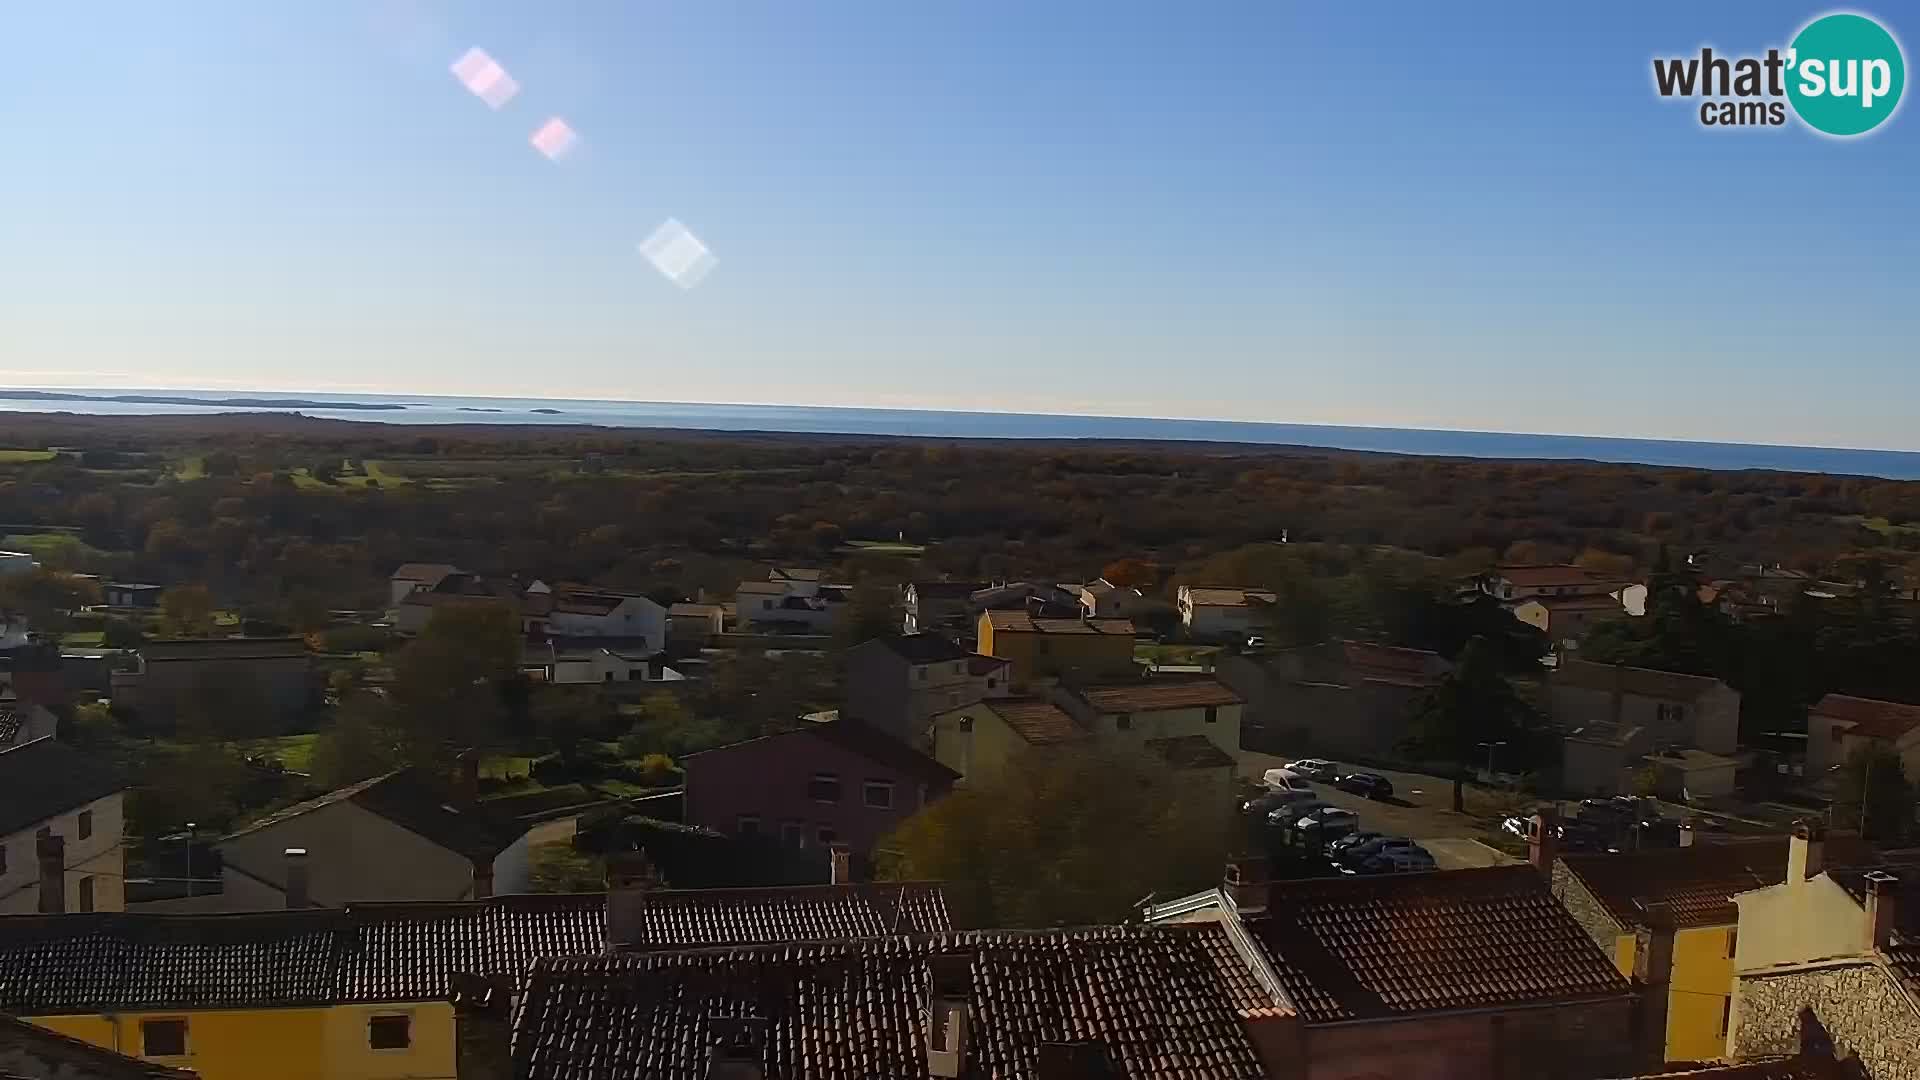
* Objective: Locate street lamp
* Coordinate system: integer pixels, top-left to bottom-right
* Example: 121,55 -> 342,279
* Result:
1477,741 -> 1508,780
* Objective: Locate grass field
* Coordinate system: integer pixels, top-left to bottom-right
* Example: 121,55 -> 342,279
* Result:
238,733 -> 319,773
174,456 -> 206,480
1841,515 -> 1920,537
0,449 -> 56,463
0,532 -> 114,567
839,540 -> 927,556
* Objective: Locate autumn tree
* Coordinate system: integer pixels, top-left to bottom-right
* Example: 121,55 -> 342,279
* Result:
833,580 -> 900,649
1402,636 -> 1542,812
385,601 -> 523,767
310,691 -> 400,787
879,749 -> 1229,927
160,584 -> 217,637
1099,558 -> 1157,588
0,568 -> 100,634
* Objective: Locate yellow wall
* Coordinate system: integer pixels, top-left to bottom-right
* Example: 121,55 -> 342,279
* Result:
931,701 -> 1031,784
1609,925 -> 1736,1062
977,613 -> 1134,686
32,1003 -> 456,1080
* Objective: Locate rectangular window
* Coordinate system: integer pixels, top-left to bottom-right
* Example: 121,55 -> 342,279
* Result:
78,811 -> 93,840
817,826 -> 839,847
958,717 -> 973,732
1205,706 -> 1218,724
781,821 -> 805,849
863,780 -> 895,810
952,662 -> 964,675
737,815 -> 761,837
807,773 -> 842,803
1832,726 -> 1846,743
142,1019 -> 188,1058
916,667 -> 927,681
369,1014 -> 411,1050
1116,712 -> 1132,730
986,677 -> 997,690
1718,996 -> 1731,1038
1726,928 -> 1738,959
0,841 -> 7,876
78,875 -> 94,913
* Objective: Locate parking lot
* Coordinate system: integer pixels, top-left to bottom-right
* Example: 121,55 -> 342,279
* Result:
1237,751 -> 1532,870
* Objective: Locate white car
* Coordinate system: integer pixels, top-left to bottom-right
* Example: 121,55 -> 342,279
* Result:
1267,799 -> 1333,827
1294,807 -> 1360,838
1262,767 -> 1309,791
1289,758 -> 1341,782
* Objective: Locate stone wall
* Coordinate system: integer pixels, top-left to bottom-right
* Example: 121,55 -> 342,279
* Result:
1735,962 -> 1920,1080
1552,861 -> 1628,963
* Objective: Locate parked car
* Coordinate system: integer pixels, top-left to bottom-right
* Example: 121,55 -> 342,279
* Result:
1241,792 -> 1285,818
1245,634 -> 1267,649
1333,836 -> 1422,868
1289,758 -> 1341,782
1335,772 -> 1395,800
1356,848 -> 1437,874
1294,807 -> 1360,842
1262,767 -> 1309,791
1267,799 -> 1334,828
1254,788 -> 1319,815
1327,830 -> 1383,857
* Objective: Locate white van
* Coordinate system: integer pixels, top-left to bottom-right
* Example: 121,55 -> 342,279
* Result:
1263,767 -> 1309,791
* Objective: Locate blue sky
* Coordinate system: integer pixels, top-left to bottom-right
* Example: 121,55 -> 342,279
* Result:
0,2 -> 1914,447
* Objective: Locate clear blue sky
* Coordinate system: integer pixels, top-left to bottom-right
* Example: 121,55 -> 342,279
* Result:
1,2 -> 1914,447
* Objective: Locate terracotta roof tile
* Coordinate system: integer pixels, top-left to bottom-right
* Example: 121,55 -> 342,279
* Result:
619,882 -> 953,951
980,698 -> 1087,745
510,925 -> 1269,1080
0,1014 -> 195,1078
1812,694 -> 1920,740
1182,587 -> 1277,608
0,737 -> 127,838
1073,678 -> 1242,713
982,612 -> 1135,636
1561,837 -> 1875,931
1248,865 -> 1632,1023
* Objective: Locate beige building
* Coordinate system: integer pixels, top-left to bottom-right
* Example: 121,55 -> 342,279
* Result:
1516,594 -> 1632,649
0,737 -> 127,915
1218,639 -> 1448,760
842,634 -> 1011,748
1175,585 -> 1276,641
1482,564 -> 1631,603
1551,660 -> 1742,755
111,638 -> 315,727
1805,693 -> 1920,778
929,696 -> 1090,783
1729,823 -> 1920,1078
1053,677 -> 1243,760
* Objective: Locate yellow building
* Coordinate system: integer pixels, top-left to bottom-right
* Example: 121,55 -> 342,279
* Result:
975,610 -> 1135,688
930,696 -> 1091,782
1547,831 -> 1871,1063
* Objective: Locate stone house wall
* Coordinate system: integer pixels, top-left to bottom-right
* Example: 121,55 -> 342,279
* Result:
1734,961 -> 1920,1080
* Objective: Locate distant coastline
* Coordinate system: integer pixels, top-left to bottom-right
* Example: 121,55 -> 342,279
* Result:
4,387 -> 1920,480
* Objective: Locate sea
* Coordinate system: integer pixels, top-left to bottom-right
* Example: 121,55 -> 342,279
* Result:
3,388 -> 1919,480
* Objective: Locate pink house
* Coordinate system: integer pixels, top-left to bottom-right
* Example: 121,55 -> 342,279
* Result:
681,721 -> 959,857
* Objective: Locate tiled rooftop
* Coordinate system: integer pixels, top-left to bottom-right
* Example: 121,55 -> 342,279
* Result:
222,768 -> 525,859
510,925 -> 1271,1080
982,611 -> 1135,636
620,882 -> 953,951
0,1014 -> 195,1078
1561,836 -> 1875,931
981,697 -> 1087,745
1248,865 -> 1632,1023
1811,693 -> 1920,740
0,736 -> 127,838
1182,587 -> 1277,608
1073,677 -> 1242,714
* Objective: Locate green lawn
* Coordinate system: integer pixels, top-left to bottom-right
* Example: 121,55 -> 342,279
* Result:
0,449 -> 56,463
1842,515 -> 1920,537
238,733 -> 319,773
481,754 -> 535,780
61,630 -> 105,646
173,455 -> 206,480
839,540 -> 928,556
0,532 -> 114,567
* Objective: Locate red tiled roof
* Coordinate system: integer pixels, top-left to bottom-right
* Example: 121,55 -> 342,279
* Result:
684,721 -> 960,785
1812,694 -> 1920,741
1182,586 -> 1278,608
1558,836 -> 1875,931
983,611 -> 1135,636
510,925 -> 1271,1080
982,698 -> 1087,745
1248,865 -> 1632,1023
1073,677 -> 1242,713
1342,640 -> 1443,685
1495,564 -> 1627,588
619,882 -> 952,951
1556,659 -> 1724,702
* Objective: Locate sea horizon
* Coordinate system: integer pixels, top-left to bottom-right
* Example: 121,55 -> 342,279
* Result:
5,385 -> 1920,481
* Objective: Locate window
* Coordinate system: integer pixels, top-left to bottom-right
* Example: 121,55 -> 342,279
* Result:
78,810 -> 93,840
952,662 -> 964,675
142,1019 -> 188,1057
986,677 -> 998,690
1204,706 -> 1218,724
1116,712 -> 1132,730
807,773 -> 842,803
604,671 -> 614,683
762,598 -> 773,610
0,841 -> 7,876
1832,726 -> 1846,743
781,821 -> 805,849
958,716 -> 973,732
817,826 -> 838,846
863,780 -> 895,810
78,875 -> 94,913
369,1014 -> 412,1050
737,815 -> 761,836
1717,996 -> 1732,1038
1726,928 -> 1738,959
1672,704 -> 1686,724
916,667 -> 927,682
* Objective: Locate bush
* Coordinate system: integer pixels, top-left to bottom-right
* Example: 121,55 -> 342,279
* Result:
636,753 -> 678,786
320,624 -> 393,654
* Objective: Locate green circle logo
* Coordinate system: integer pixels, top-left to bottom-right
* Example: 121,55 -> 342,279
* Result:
1787,13 -> 1906,136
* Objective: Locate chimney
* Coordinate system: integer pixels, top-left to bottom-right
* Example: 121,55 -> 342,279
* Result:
449,973 -> 513,1080
1036,1041 -> 1110,1080
1223,856 -> 1271,917
1865,870 -> 1900,951
604,849 -> 658,950
1788,820 -> 1826,885
1528,807 -> 1560,873
1633,902 -> 1676,1071
828,843 -> 852,886
926,954 -> 972,1079
1237,1008 -> 1307,1080
285,847 -> 311,909
36,832 -> 65,915
456,748 -> 480,806
707,1016 -> 768,1080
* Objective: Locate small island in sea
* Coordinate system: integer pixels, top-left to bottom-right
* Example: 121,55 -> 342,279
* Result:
0,390 -> 405,411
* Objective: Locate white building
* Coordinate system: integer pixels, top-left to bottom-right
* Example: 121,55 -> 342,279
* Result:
1175,585 -> 1277,641
539,587 -> 667,648
0,552 -> 39,577
0,737 -> 128,914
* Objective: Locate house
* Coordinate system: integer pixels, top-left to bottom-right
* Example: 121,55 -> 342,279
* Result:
1147,860 -> 1650,1080
0,876 -> 954,1080
0,689 -> 59,749
665,602 -> 724,642
0,551 -> 39,577
842,633 -> 1011,747
1076,577 -> 1144,619
1483,564 -> 1631,603
387,562 -> 465,607
1176,585 -> 1278,641
1053,676 -> 1243,760
968,581 -> 1083,617
680,720 -> 959,857
0,1014 -> 194,1080
101,582 -> 165,610
900,579 -> 988,636
975,610 -> 1135,687
1545,822 -> 1872,1063
499,923 -> 1273,1080
1552,661 -> 1742,755
135,762 -> 529,912
1219,639 -> 1450,760
1516,593 -> 1633,649
1729,823 -> 1920,1079
521,645 -> 683,687
734,569 -> 849,633
1805,693 -> 1920,778
1143,733 -> 1238,801
0,737 -> 127,914
110,638 -> 314,726
530,585 -> 666,647
391,573 -> 534,635
929,696 -> 1091,782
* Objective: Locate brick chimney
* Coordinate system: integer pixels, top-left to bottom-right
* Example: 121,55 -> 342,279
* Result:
926,954 -> 972,1079
1528,807 -> 1560,873
448,973 -> 513,1080
707,1016 -> 768,1080
455,747 -> 480,806
1633,902 -> 1676,1070
1864,870 -> 1900,952
827,843 -> 852,886
1788,820 -> 1826,885
36,832 -> 65,915
1223,856 -> 1271,916
285,848 -> 311,909
604,849 -> 658,950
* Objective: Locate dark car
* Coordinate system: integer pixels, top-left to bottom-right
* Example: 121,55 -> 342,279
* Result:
1327,830 -> 1383,857
1335,772 -> 1394,800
